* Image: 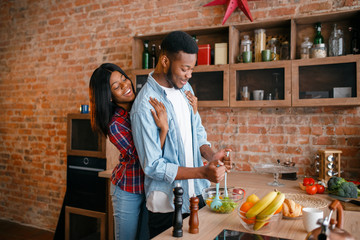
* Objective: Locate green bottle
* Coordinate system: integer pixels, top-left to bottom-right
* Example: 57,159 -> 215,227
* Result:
142,40 -> 149,69
314,22 -> 324,44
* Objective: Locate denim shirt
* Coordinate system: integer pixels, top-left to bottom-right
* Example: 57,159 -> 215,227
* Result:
130,72 -> 211,213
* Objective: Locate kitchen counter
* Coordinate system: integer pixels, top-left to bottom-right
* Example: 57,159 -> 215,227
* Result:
153,172 -> 360,240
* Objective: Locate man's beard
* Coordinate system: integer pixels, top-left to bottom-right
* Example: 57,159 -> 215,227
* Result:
165,62 -> 180,90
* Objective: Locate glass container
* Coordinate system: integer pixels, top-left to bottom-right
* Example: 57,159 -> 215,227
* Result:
240,35 -> 252,63
300,37 -> 313,59
254,29 -> 266,62
269,38 -> 280,61
280,41 -> 290,60
311,43 -> 327,58
329,24 -> 345,56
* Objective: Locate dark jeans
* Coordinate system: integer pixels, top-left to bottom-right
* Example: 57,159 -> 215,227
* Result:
148,195 -> 205,239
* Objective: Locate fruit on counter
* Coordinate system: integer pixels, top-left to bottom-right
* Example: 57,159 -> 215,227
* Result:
240,201 -> 256,224
303,177 -> 315,186
282,199 -> 302,218
253,191 -> 285,231
315,184 -> 325,194
327,176 -> 360,198
245,190 -> 278,219
306,185 -> 317,195
246,194 -> 260,204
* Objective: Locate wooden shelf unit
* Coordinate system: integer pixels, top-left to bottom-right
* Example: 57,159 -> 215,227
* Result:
131,9 -> 360,108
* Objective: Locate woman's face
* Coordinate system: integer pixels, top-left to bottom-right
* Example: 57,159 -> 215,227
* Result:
109,71 -> 135,108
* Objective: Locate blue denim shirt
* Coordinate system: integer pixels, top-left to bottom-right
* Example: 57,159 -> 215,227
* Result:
130,72 -> 211,213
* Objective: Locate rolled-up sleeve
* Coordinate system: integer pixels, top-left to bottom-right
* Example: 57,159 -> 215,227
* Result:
131,109 -> 178,184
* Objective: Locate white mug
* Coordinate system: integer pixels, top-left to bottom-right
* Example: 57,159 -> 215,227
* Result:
302,207 -> 324,233
253,90 -> 264,100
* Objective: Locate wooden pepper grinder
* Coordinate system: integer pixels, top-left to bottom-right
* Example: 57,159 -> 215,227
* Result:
189,195 -> 199,234
172,183 -> 183,237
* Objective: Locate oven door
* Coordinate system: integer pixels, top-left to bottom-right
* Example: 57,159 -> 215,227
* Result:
66,156 -> 106,212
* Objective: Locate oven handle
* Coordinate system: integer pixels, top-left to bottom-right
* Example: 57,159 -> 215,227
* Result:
69,165 -> 105,172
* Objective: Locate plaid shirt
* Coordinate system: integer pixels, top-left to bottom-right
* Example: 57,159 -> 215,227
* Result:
109,107 -> 144,194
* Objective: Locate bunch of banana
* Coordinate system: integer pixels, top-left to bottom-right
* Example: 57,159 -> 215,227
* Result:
245,190 -> 285,231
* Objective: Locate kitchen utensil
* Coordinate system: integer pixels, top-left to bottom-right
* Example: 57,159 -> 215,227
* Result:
252,163 -> 298,186
329,194 -> 360,206
306,200 -> 355,240
211,183 -> 222,210
224,151 -> 230,198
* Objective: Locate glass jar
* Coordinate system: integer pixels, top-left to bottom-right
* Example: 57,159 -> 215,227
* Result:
254,29 -> 266,62
329,24 -> 345,56
269,38 -> 280,61
240,35 -> 252,63
301,37 -> 313,59
311,43 -> 327,58
280,41 -> 290,60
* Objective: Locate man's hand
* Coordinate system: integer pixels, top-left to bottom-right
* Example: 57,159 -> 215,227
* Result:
211,148 -> 232,172
204,160 -> 226,183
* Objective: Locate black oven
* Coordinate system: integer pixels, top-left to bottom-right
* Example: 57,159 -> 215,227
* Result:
66,155 -> 107,212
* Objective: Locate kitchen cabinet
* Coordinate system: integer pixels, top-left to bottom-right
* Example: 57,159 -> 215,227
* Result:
131,9 -> 360,108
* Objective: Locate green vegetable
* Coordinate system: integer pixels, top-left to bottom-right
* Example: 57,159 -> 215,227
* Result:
327,177 -> 346,192
336,181 -> 358,198
213,199 -> 238,213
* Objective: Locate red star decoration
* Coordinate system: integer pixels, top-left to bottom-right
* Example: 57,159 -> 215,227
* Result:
203,0 -> 254,25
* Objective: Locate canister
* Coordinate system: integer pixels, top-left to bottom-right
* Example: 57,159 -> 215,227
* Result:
198,44 -> 211,65
254,29 -> 266,62
215,43 -> 227,65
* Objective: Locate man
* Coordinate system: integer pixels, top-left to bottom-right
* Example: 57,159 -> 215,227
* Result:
131,31 -> 231,238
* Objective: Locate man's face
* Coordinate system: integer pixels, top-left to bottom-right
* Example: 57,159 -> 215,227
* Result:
165,51 -> 196,89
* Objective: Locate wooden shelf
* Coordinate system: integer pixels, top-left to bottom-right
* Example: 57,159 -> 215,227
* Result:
131,9 -> 360,108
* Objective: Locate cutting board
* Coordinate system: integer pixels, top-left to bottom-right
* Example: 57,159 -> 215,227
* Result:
340,200 -> 360,211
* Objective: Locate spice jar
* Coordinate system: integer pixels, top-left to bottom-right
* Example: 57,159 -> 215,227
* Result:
300,37 -> 313,59
269,38 -> 280,61
311,43 -> 327,58
254,29 -> 266,62
240,35 -> 252,63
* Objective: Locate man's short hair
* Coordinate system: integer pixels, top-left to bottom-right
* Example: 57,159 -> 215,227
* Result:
161,31 -> 198,59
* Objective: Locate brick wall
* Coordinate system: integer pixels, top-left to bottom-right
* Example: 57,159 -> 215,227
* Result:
0,0 -> 359,231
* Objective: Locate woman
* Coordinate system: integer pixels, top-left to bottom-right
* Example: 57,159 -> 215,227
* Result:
88,63 -> 168,240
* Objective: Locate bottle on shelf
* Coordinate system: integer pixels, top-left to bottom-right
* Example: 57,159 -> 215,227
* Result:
150,43 -> 157,69
311,23 -> 327,58
329,24 -> 345,57
280,41 -> 290,60
349,27 -> 359,54
142,40 -> 149,69
300,37 -> 313,59
192,35 -> 199,66
314,22 -> 324,44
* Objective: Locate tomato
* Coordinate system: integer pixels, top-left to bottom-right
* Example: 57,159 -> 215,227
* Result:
315,184 -> 325,194
303,177 -> 315,186
306,185 -> 317,195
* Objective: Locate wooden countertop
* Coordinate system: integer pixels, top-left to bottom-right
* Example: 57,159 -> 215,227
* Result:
98,169 -> 112,178
153,172 -> 360,240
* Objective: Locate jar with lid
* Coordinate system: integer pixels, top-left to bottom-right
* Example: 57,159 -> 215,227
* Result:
329,24 -> 345,56
269,38 -> 280,61
300,37 -> 313,59
240,35 -> 252,63
311,43 -> 327,58
280,41 -> 290,60
254,29 -> 266,62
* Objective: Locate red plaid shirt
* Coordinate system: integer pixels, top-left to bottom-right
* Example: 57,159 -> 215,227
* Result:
108,107 -> 144,194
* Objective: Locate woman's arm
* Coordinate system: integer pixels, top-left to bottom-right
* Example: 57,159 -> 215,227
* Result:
149,97 -> 168,148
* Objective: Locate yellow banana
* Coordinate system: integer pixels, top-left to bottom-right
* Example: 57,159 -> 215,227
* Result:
253,191 -> 285,231
245,190 -> 278,219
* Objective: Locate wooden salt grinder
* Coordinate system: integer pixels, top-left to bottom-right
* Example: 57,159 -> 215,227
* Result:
189,196 -> 199,234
